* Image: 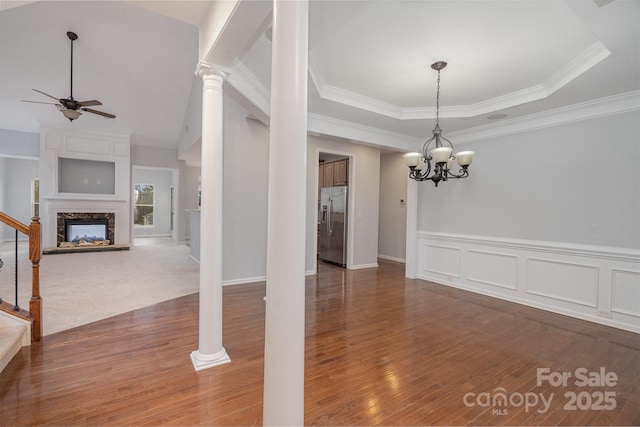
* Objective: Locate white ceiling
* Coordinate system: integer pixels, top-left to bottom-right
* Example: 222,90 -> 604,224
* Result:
1,1 -> 638,152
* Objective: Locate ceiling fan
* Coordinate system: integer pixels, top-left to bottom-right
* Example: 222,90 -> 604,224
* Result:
22,31 -> 116,122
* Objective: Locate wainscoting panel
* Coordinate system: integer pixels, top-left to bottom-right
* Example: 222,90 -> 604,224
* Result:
415,232 -> 640,333
467,250 -> 518,290
611,269 -> 640,317
420,243 -> 461,278
526,257 -> 599,307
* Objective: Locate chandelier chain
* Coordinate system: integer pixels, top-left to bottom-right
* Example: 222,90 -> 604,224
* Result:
435,69 -> 441,128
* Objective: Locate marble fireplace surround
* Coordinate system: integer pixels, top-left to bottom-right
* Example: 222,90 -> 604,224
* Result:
57,212 -> 115,247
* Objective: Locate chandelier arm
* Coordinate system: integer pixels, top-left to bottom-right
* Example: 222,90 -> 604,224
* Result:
444,168 -> 470,179
422,135 -> 436,159
409,160 -> 432,181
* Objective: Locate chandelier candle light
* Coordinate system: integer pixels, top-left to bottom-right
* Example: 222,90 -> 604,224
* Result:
404,61 -> 474,187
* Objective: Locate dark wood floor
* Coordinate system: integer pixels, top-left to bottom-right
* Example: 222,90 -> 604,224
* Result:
1,260 -> 639,426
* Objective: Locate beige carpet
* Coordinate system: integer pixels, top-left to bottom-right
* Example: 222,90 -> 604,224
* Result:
0,237 -> 199,336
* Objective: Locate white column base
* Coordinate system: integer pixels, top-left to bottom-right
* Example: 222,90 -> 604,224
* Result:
190,347 -> 231,371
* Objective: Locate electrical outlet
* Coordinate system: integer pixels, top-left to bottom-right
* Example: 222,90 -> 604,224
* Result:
83,178 -> 88,184
598,309 -> 612,318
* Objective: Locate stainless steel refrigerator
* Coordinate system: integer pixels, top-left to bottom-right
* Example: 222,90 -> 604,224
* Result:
319,186 -> 348,267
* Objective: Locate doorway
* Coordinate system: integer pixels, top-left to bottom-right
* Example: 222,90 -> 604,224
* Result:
131,166 -> 179,242
317,152 -> 351,269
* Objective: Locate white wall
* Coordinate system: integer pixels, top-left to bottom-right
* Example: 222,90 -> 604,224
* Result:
307,135 -> 381,271
412,111 -> 640,332
378,152 -> 407,262
132,167 -> 173,237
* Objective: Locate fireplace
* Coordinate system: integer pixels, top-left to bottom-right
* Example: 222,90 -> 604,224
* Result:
57,212 -> 115,247
65,219 -> 109,243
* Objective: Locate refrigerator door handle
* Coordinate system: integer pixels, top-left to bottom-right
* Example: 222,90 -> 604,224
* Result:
328,197 -> 333,234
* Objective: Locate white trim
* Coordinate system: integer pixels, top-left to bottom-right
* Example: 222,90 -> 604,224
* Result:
228,60 -> 271,116
308,43 -> 610,120
223,275 -> 266,286
378,254 -> 406,263
190,347 -> 231,371
308,113 -> 421,152
449,91 -> 640,144
0,154 -> 39,161
418,231 -> 640,263
224,62 -> 638,155
350,263 -> 379,270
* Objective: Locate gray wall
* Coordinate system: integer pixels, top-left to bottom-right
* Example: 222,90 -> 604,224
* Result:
132,168 -> 173,237
0,129 -> 39,158
222,95 -> 270,282
418,111 -> 640,249
379,152 -> 407,261
131,144 -> 181,169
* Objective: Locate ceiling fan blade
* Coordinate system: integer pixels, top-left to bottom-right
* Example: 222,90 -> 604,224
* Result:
78,100 -> 103,107
22,100 -> 60,106
82,108 -> 116,119
32,89 -> 62,102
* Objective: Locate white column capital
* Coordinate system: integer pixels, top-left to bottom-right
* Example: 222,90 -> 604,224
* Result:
195,61 -> 231,81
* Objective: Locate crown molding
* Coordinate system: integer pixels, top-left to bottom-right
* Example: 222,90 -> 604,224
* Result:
449,90 -> 640,144
308,42 -> 611,120
227,60 -> 271,116
308,113 -> 421,152
223,60 -> 637,151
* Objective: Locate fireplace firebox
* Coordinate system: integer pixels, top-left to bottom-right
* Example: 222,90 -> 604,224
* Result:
65,219 -> 109,243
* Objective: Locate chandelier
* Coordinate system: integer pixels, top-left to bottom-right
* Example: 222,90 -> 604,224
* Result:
403,61 -> 474,187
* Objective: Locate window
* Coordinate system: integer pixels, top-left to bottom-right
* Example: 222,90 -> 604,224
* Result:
134,184 -> 154,226
31,178 -> 40,217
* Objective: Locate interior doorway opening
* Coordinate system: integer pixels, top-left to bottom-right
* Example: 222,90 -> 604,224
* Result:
317,152 -> 350,268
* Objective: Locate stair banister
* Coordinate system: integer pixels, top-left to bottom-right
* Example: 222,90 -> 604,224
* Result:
0,212 -> 42,342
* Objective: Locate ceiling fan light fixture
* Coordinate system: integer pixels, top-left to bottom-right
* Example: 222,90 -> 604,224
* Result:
22,31 -> 115,122
61,108 -> 82,121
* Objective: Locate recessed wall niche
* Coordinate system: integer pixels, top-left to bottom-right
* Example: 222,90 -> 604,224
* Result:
58,157 -> 116,195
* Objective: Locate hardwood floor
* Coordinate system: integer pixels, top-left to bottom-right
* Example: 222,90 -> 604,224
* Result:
1,260 -> 639,426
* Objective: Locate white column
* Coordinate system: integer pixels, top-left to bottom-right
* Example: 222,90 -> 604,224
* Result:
190,62 -> 231,371
263,1 -> 308,425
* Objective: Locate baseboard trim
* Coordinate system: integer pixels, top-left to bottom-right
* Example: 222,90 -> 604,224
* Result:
350,263 -> 379,270
223,276 -> 266,286
378,254 -> 406,263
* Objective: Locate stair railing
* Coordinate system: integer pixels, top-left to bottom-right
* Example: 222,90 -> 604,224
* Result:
0,213 -> 42,342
